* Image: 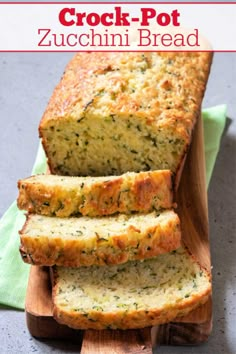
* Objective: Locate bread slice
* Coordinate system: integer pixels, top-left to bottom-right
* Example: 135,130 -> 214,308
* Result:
17,170 -> 174,217
19,210 -> 181,267
51,247 -> 211,330
39,52 -> 212,185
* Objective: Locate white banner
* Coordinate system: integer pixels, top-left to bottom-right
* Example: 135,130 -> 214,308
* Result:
0,3 -> 236,51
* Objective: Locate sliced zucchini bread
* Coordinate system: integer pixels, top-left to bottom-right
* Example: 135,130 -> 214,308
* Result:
17,170 -> 174,217
51,247 -> 211,330
19,210 -> 181,267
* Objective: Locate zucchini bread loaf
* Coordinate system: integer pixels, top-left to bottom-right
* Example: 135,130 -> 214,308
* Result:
19,210 -> 181,267
51,247 -> 211,330
39,52 -> 212,182
17,170 -> 174,217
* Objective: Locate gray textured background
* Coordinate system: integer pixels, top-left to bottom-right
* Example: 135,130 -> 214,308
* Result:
0,52 -> 235,353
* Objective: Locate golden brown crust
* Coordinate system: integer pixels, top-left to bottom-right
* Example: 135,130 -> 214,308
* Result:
17,170 -> 174,217
19,212 -> 181,267
39,52 -> 212,132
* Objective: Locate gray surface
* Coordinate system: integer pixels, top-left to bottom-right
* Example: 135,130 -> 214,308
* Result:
0,53 -> 235,353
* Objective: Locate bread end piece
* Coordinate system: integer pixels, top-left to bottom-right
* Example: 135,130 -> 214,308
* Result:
39,52 -> 213,182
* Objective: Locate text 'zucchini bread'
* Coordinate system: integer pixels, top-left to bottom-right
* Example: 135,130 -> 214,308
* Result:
19,210 -> 181,267
17,170 -> 174,217
51,247 -> 211,330
39,52 -> 212,181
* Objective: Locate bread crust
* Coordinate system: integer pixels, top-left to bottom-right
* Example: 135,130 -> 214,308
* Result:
40,52 -> 212,132
19,211 -> 181,267
17,170 -> 174,217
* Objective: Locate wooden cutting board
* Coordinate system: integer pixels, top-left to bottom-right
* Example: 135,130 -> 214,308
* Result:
25,115 -> 212,352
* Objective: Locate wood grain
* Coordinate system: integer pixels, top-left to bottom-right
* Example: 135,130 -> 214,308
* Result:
25,115 -> 212,350
153,318 -> 212,346
177,112 -> 210,271
25,266 -> 83,343
81,328 -> 152,354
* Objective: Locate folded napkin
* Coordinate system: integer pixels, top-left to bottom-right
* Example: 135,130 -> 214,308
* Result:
0,105 -> 227,310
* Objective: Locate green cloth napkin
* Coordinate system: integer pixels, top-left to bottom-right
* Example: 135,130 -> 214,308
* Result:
202,105 -> 227,187
0,105 -> 227,310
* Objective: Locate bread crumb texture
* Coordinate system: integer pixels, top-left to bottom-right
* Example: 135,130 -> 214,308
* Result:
39,52 -> 212,177
52,247 -> 211,330
17,170 -> 173,217
19,210 -> 181,266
